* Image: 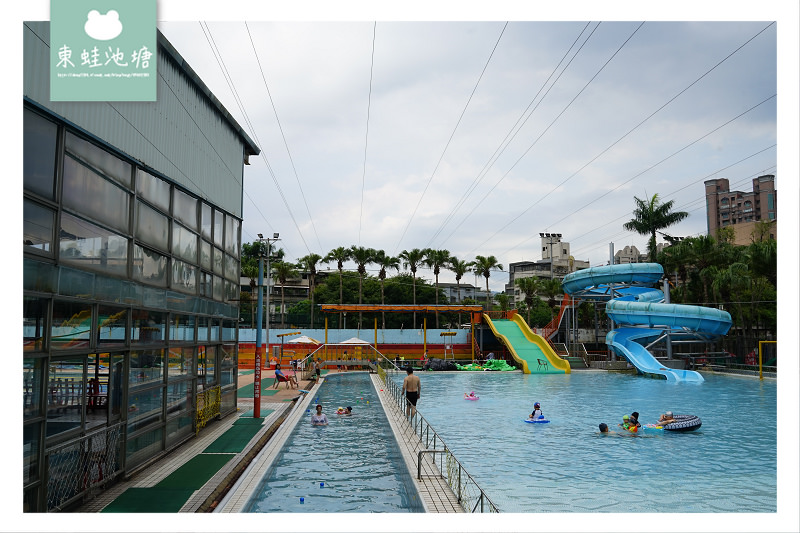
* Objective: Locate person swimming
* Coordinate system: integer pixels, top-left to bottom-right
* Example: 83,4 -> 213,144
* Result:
529,402 -> 544,420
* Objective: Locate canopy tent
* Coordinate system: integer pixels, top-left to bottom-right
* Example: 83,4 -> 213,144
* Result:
339,337 -> 370,345
285,335 -> 322,345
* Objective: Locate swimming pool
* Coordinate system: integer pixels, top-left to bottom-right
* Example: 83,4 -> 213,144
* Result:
244,372 -> 423,512
391,371 -> 776,513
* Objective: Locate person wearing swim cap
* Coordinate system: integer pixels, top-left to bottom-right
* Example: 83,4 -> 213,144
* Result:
619,414 -> 636,431
657,411 -> 676,425
528,402 -> 544,420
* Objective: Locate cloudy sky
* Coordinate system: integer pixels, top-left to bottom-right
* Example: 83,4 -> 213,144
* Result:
154,16 -> 785,292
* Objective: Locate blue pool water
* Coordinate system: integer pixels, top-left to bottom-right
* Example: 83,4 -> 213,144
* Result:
244,372 -> 423,513
391,371 -> 776,513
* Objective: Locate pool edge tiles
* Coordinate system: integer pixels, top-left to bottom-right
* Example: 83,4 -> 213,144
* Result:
370,374 -> 465,513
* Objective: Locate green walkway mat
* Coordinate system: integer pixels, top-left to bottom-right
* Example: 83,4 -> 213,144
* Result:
237,377 -> 281,396
239,369 -> 255,375
203,418 -> 268,453
102,487 -> 195,513
235,409 -> 274,421
155,453 -> 235,489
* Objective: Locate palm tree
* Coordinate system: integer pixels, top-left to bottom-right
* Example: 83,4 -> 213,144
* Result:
323,246 -> 351,328
448,257 -> 474,326
271,261 -> 298,328
423,248 -> 452,328
473,255 -> 503,311
399,248 -> 426,328
374,250 -> 400,329
515,275 -> 544,324
623,193 -> 689,262
241,264 -> 258,329
297,253 -> 322,328
541,278 -> 563,317
349,245 -> 376,330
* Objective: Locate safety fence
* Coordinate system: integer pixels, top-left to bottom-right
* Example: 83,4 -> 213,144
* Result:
376,360 -> 499,513
196,385 -> 221,435
45,422 -> 123,512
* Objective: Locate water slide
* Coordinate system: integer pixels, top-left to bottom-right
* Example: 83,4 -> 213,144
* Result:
562,263 -> 732,382
483,314 -> 570,374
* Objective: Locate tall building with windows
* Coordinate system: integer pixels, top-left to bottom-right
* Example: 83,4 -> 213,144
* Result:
704,175 -> 777,236
23,23 -> 259,511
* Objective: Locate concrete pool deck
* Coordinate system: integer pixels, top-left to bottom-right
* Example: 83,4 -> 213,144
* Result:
79,369 -> 463,513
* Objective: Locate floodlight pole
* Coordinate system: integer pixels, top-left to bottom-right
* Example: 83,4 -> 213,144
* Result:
254,241 -> 265,418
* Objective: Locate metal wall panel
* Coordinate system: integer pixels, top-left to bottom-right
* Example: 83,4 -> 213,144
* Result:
24,22 -> 256,218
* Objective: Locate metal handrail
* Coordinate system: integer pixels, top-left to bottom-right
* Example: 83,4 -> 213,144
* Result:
379,371 -> 499,513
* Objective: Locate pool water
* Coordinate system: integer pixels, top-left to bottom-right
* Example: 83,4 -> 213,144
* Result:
244,372 -> 423,513
392,371 -> 776,513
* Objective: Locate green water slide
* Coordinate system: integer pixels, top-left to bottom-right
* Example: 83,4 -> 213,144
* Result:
483,314 -> 570,374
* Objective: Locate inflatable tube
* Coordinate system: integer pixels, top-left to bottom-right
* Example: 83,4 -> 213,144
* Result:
464,396 -> 479,401
662,414 -> 702,432
524,418 -> 550,424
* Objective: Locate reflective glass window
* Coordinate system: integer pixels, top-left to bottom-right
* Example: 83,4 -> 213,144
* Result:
131,310 -> 166,344
46,357 -> 85,435
23,422 -> 41,485
199,240 -> 211,270
198,345 -> 217,389
213,209 -> 223,247
23,108 -> 58,200
212,247 -> 223,274
213,275 -> 223,301
86,351 -> 117,430
126,427 -> 162,465
65,132 -> 132,188
51,300 -> 92,350
224,216 -> 239,256
127,386 -> 164,433
171,259 -> 197,294
24,199 -> 55,255
199,271 -> 212,298
210,319 -> 220,342
167,347 -> 193,378
171,222 -> 197,263
224,253 -> 238,281
106,353 -> 125,418
97,306 -> 127,347
24,358 -> 44,420
201,203 -> 212,240
166,379 -> 192,415
136,169 -> 171,213
130,349 -> 164,386
132,244 -> 168,287
24,296 -> 48,353
173,188 -> 198,231
225,280 -> 238,304
170,313 -> 196,342
63,155 -> 130,233
222,319 -> 237,341
220,344 -> 236,388
59,213 -> 128,276
197,316 -> 209,342
135,200 -> 169,251
165,412 -> 193,447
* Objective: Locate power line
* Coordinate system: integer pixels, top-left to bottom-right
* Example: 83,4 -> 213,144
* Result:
393,22 -> 509,254
463,22 -> 647,255
426,22 -> 598,248
359,22 -> 377,246
470,22 -> 774,257
244,22 -> 322,254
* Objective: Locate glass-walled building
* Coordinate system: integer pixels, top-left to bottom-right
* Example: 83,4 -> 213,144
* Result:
22,23 -> 259,512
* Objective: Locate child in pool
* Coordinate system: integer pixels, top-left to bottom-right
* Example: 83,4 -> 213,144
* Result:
528,402 -> 544,420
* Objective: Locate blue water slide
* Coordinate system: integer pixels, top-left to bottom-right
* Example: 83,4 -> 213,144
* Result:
562,263 -> 732,382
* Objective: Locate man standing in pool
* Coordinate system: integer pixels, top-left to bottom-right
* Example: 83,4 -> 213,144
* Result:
402,367 -> 421,417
